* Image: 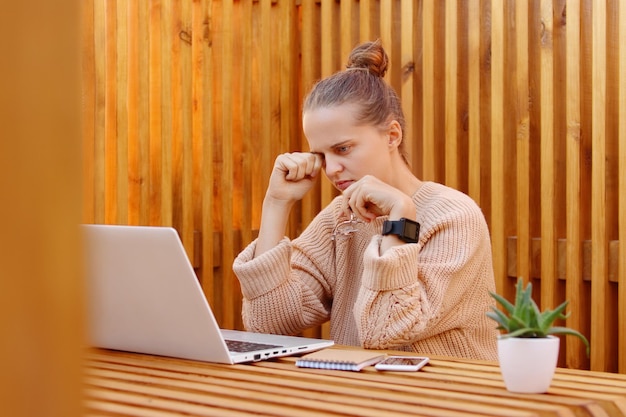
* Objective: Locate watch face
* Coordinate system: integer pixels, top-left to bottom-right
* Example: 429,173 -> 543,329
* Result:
403,220 -> 418,239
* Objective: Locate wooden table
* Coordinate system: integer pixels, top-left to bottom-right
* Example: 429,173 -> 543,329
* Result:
85,347 -> 626,417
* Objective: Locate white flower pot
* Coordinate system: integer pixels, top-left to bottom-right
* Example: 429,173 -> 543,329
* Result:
497,335 -> 560,393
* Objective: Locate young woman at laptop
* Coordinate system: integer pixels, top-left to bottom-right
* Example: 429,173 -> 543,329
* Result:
233,40 -> 498,360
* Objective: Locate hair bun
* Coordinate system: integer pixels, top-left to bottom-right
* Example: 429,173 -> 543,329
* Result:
345,39 -> 389,78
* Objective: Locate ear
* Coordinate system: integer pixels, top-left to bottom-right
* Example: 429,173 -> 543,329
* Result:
386,120 -> 403,149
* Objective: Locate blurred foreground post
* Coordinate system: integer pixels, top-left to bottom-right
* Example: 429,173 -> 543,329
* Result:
0,1 -> 84,416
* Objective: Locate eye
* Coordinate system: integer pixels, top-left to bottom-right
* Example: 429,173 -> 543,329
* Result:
335,145 -> 351,154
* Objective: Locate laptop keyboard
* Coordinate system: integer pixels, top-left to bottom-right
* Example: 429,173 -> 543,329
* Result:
225,339 -> 282,353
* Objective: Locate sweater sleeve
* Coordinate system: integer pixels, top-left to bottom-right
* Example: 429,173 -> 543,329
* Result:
354,186 -> 496,352
232,206 -> 337,336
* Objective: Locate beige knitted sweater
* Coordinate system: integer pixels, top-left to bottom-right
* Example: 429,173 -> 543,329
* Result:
233,182 -> 499,360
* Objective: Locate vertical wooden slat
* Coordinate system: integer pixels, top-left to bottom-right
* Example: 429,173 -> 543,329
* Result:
340,0 -> 355,59
202,0 -> 215,306
127,0 -> 140,225
137,0 -> 150,226
180,0 -> 194,260
380,0 -> 393,79
117,0 -> 129,224
148,0 -> 163,226
240,0 -> 253,251
191,0 -> 206,269
565,0 -> 586,369
421,0 -> 435,181
320,0 -> 337,207
160,0 -> 174,227
445,0 -> 458,188
105,0 -> 118,224
490,0 -> 506,292
260,0 -> 272,213
359,0 -> 376,42
170,0 -> 183,236
221,0 -> 235,329
619,0 -> 626,375
83,0 -> 96,224
301,0 -> 321,229
93,0 -> 106,224
540,0 -> 557,310
515,0 -> 531,291
467,0 -> 481,203
590,0 -> 608,372
281,1 -> 298,237
400,0 -> 414,167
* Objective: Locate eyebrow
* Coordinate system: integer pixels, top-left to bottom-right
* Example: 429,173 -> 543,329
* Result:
310,140 -> 351,154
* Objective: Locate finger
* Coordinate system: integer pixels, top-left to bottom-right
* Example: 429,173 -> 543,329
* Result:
308,153 -> 324,178
280,154 -> 307,181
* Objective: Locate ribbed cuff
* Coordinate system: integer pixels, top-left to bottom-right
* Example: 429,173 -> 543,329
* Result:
232,238 -> 292,299
361,236 -> 420,291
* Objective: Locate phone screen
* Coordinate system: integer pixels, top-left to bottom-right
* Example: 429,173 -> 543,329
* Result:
380,357 -> 426,366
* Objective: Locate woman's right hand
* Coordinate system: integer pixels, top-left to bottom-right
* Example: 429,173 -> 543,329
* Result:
266,152 -> 323,203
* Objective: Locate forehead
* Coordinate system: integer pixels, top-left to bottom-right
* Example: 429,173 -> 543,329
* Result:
303,103 -> 365,149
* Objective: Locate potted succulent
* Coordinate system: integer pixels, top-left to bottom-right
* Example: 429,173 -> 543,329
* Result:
486,277 -> 590,394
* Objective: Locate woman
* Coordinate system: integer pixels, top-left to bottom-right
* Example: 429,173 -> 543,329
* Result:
233,40 -> 498,360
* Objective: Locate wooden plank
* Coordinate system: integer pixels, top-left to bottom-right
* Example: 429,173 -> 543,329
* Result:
320,0 -> 337,208
220,0 -> 235,329
515,0 -> 531,291
380,0 -> 393,79
539,0 -> 557,310
82,0 -> 96,224
619,0 -> 626,375
444,0 -> 458,189
490,0 -> 506,293
180,0 -> 194,261
240,0 -> 253,244
359,0 -> 373,42
421,0 -> 435,181
467,0 -> 480,203
201,0 -> 215,302
590,0 -> 609,372
104,0 -> 118,224
87,349 -> 626,417
93,0 -> 107,224
191,0 -> 205,255
400,0 -> 414,169
148,0 -> 163,225
137,0 -> 150,226
300,0 -> 321,229
564,0 -> 587,370
160,0 -> 173,227
116,0 -> 129,224
260,0 -> 271,211
127,0 -> 140,225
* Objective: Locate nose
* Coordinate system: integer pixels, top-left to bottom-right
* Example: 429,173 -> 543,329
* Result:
324,155 -> 343,177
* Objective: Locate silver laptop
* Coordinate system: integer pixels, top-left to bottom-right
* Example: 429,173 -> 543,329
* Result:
82,224 -> 334,363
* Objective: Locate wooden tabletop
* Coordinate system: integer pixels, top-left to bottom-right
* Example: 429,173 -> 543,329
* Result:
85,347 -> 626,417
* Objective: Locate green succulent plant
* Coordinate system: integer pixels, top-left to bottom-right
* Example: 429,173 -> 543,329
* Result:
486,278 -> 590,356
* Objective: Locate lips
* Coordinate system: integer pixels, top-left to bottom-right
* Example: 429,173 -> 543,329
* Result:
335,180 -> 354,192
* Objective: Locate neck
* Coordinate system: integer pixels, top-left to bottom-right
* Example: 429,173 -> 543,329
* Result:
390,162 -> 423,197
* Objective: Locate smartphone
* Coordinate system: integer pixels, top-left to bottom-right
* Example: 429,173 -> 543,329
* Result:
374,356 -> 430,372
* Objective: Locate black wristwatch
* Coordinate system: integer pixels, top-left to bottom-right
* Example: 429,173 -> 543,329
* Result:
382,218 -> 420,243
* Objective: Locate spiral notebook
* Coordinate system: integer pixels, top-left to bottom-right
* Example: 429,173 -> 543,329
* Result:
295,348 -> 386,371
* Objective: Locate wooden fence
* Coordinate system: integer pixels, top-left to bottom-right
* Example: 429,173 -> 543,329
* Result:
82,0 -> 626,373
